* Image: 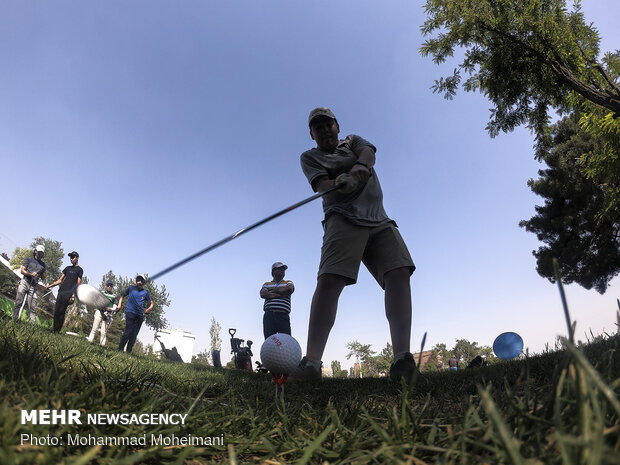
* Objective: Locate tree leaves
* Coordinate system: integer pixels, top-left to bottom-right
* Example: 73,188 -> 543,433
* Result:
519,114 -> 620,292
420,0 -> 620,152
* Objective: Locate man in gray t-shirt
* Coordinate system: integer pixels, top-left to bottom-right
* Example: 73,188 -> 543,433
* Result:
13,244 -> 47,324
293,107 -> 417,383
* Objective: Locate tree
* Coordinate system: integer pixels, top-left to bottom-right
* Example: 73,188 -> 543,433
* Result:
209,317 -> 222,365
421,0 -> 620,290
425,343 -> 451,371
577,103 -> 620,227
346,340 -> 376,378
131,340 -> 158,359
10,237 -> 64,282
192,350 -> 211,366
330,360 -> 347,378
0,263 -> 18,299
420,0 -> 620,152
452,339 -> 482,364
520,114 -> 620,292
368,343 -> 393,377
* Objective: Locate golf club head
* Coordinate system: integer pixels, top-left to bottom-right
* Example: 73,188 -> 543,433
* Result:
75,284 -> 110,308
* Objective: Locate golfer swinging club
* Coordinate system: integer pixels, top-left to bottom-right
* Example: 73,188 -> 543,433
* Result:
292,107 -> 417,382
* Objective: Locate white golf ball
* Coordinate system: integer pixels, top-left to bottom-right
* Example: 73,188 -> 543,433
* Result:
260,333 -> 302,374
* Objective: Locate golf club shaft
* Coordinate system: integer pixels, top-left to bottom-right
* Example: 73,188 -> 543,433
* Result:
149,183 -> 343,282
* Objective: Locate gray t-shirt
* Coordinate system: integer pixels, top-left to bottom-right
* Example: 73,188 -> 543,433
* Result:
22,257 -> 47,285
300,134 -> 393,226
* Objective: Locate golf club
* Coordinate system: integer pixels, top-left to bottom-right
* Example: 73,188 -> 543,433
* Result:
149,183 -> 343,282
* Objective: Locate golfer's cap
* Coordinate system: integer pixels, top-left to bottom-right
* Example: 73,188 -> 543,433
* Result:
68,251 -> 79,258
308,107 -> 336,126
35,244 -> 45,253
105,279 -> 114,286
272,262 -> 288,270
135,274 -> 147,282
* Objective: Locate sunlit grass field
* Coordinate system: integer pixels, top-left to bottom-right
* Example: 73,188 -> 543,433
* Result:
1,299 -> 619,464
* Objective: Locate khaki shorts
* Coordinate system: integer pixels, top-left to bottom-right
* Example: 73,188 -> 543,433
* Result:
318,214 -> 415,288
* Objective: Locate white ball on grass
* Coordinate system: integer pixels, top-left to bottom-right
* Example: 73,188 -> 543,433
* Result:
260,333 -> 302,374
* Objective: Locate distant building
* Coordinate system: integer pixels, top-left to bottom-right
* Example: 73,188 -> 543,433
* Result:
154,329 -> 196,363
413,350 -> 436,369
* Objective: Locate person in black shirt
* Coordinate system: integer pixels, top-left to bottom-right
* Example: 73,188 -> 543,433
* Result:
46,251 -> 84,332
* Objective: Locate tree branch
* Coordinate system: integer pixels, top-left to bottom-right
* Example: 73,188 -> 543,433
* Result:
478,22 -> 620,115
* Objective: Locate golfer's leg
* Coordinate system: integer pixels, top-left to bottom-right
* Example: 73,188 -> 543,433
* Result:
26,286 -> 37,324
13,281 -> 27,320
126,316 -> 143,352
100,319 -> 110,346
123,314 -> 138,351
119,318 -> 131,350
279,313 -> 291,336
263,312 -> 275,339
306,274 -> 347,361
27,289 -> 37,324
53,295 -> 68,332
88,311 -> 101,342
384,267 -> 412,355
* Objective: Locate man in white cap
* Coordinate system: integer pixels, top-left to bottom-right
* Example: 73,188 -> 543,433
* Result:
260,262 -> 295,339
13,244 -> 47,324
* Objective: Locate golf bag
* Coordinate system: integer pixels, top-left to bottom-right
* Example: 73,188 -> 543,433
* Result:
229,328 -> 253,370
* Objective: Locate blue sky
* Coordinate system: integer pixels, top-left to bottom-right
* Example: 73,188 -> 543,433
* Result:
1,0 -> 618,369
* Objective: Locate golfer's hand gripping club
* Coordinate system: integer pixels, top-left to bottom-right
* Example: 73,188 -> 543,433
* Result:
335,173 -> 360,194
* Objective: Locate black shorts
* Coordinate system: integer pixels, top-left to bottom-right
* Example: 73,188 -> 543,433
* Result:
263,311 -> 291,339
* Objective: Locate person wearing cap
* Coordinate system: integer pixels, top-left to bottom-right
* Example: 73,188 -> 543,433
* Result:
87,279 -> 119,346
46,251 -> 84,332
260,262 -> 295,339
293,107 -> 416,383
118,274 -> 153,353
13,244 -> 47,324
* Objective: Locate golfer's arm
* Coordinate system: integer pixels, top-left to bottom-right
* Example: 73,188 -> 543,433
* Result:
274,284 -> 294,296
145,300 -> 154,314
354,145 -> 375,168
312,176 -> 338,195
21,265 -> 36,277
48,274 -> 65,287
117,296 -> 124,309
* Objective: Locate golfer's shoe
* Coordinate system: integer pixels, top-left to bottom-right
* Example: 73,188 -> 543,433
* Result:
288,356 -> 322,383
389,352 -> 421,384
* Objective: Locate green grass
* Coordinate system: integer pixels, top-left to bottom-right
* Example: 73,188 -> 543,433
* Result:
1,312 -> 619,464
0,294 -> 52,328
